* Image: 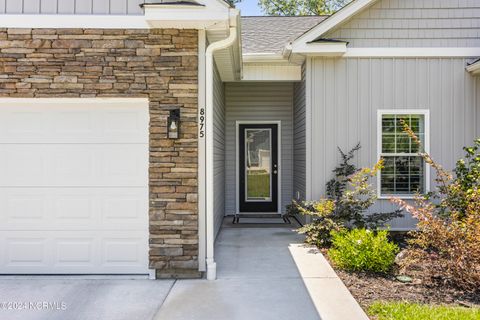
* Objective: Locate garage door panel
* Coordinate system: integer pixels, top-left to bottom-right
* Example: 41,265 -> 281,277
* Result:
4,193 -> 47,221
0,144 -> 148,187
56,239 -> 94,264
103,239 -> 146,264
6,238 -> 47,267
0,99 -> 149,275
0,187 -> 148,230
55,195 -> 94,220
0,231 -> 148,274
0,101 -> 148,144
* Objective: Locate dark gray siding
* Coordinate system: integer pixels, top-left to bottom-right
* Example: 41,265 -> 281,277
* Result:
213,63 -> 225,239
309,57 -> 479,230
293,63 -> 307,200
325,0 -> 480,47
225,82 -> 294,215
0,0 -> 145,15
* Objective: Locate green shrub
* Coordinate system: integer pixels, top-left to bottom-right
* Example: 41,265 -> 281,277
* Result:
288,200 -> 344,248
328,229 -> 399,273
325,144 -> 403,229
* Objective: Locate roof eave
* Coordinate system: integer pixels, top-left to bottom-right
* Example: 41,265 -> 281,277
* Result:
140,2 -> 205,8
290,41 -> 347,56
290,0 -> 378,52
142,0 -> 231,29
467,60 -> 480,75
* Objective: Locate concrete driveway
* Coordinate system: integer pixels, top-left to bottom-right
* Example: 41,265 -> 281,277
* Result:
0,278 -> 174,320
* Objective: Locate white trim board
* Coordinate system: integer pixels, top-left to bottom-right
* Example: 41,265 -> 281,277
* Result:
0,97 -> 149,104
242,54 -> 287,63
235,121 -> 282,215
290,42 -> 347,56
376,109 -> 431,200
242,64 -> 301,82
305,58 -> 313,201
0,14 -> 150,29
343,48 -> 480,58
290,46 -> 480,57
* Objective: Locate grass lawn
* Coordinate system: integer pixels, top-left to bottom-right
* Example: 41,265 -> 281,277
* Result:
369,301 -> 480,320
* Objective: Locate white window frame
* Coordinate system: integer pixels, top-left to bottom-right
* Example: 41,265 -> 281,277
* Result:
377,109 -> 430,199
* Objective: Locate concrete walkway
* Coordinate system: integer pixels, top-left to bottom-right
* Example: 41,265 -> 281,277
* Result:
155,226 -> 369,320
155,227 -> 320,320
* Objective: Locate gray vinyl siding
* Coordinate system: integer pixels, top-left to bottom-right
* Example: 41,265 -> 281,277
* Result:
308,57 -> 479,230
225,82 -> 294,215
0,0 -> 145,15
213,63 -> 225,239
293,63 -> 307,200
325,0 -> 480,47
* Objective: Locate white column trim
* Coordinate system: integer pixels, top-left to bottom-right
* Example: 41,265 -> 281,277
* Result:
305,58 -> 313,201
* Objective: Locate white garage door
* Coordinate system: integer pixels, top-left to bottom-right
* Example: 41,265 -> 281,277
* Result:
0,99 -> 149,274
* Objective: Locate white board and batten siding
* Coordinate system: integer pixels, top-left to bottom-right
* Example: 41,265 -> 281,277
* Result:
325,0 -> 480,48
0,99 -> 149,274
293,63 -> 307,201
225,82 -> 294,215
307,57 -> 479,230
0,0 -> 145,15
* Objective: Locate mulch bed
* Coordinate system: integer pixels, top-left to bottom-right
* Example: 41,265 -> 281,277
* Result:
335,268 -> 480,310
318,232 -> 480,313
320,248 -> 480,312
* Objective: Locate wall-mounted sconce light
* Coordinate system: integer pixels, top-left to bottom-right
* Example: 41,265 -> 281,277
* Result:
168,109 -> 180,139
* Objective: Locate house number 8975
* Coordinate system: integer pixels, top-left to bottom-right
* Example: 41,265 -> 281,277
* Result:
199,108 -> 205,138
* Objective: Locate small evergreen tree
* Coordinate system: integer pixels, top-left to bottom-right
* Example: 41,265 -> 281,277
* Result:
326,143 -> 361,203
325,143 -> 402,228
289,143 -> 403,247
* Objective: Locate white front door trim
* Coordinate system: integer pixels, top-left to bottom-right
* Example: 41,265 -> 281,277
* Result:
235,120 -> 282,215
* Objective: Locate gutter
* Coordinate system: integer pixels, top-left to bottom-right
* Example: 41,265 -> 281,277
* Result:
204,11 -> 239,281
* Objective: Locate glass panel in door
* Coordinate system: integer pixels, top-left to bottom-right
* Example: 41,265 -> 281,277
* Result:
244,129 -> 272,201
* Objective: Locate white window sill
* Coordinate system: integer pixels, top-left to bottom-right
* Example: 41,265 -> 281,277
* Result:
378,195 -> 419,200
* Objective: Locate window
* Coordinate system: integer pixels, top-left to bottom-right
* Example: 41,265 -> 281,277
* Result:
378,111 -> 429,197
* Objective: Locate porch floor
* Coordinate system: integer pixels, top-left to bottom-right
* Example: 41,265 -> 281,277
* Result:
154,220 -> 320,320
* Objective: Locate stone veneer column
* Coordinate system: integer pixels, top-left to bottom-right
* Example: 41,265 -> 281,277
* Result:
0,28 -> 200,278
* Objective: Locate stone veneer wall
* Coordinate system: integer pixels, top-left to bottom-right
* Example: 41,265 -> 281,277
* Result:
0,28 -> 199,278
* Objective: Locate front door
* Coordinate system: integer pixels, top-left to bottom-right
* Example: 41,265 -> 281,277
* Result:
239,124 -> 278,212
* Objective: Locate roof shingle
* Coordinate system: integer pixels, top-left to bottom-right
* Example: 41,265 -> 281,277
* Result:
241,16 -> 328,55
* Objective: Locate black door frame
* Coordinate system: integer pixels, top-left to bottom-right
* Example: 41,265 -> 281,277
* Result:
238,123 -> 279,213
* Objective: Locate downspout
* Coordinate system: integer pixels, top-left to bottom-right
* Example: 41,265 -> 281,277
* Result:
205,16 -> 238,281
